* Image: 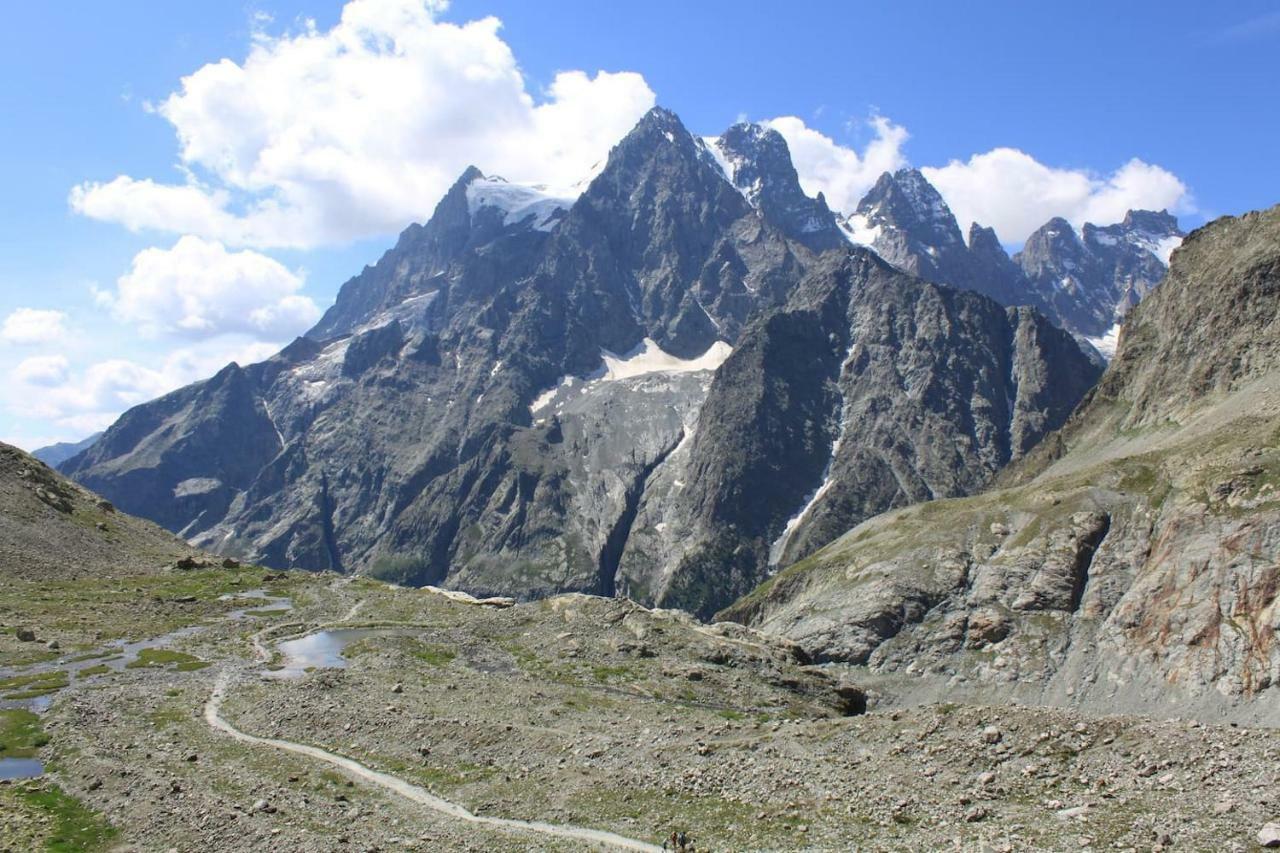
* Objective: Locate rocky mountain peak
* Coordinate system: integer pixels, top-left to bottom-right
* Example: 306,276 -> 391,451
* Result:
854,168 -> 965,247
708,122 -> 844,250
1121,208 -> 1180,235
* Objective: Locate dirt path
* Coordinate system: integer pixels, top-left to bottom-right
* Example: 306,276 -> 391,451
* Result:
205,602 -> 662,852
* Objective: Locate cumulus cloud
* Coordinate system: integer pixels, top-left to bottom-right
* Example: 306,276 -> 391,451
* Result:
2,308 -> 69,345
765,115 -> 1192,244
13,355 -> 70,387
764,116 -> 909,215
922,150 -> 1192,243
69,0 -> 655,248
98,236 -> 319,339
6,338 -> 281,434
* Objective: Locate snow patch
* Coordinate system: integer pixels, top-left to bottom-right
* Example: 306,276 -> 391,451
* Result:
1130,233 -> 1182,265
527,339 -> 732,418
1086,323 -> 1122,360
465,176 -> 573,232
840,214 -> 882,248
600,338 -> 733,381
355,290 -> 438,335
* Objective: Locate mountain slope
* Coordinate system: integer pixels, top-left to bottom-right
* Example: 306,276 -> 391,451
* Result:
620,249 -> 1100,616
31,432 -> 101,468
721,205 -> 1280,723
61,109 -> 1100,616
0,441 -> 203,580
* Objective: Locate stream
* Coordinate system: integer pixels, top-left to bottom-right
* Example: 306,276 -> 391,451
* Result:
0,588 -> 294,776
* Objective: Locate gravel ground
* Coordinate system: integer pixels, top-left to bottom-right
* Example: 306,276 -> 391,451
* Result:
8,578 -> 1280,851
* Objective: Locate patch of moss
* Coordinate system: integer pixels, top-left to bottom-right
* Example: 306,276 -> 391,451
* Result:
0,709 -> 49,758
14,782 -> 118,852
76,664 -> 112,679
125,648 -> 209,671
409,641 -> 456,667
0,670 -> 69,700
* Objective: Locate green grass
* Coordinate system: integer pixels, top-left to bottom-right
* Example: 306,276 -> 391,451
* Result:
13,783 -> 118,852
76,664 -> 112,679
0,709 -> 49,758
147,706 -> 189,729
125,648 -> 210,672
590,664 -> 636,683
0,670 -> 69,700
409,641 -> 456,667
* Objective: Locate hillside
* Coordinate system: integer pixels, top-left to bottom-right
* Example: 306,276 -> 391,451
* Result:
721,205 -> 1280,724
0,441 -> 203,580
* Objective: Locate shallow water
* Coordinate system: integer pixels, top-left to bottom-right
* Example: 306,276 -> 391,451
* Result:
0,589 -> 292,712
268,628 -> 410,678
0,757 -> 44,780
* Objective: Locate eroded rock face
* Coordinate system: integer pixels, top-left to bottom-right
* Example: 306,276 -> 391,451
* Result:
621,252 -> 1100,617
722,205 -> 1280,723
61,108 -> 1099,616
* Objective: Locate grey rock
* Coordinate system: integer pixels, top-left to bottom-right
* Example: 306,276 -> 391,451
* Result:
721,205 -> 1280,724
60,108 -> 1099,621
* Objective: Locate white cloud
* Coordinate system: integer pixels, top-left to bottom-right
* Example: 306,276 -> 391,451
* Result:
99,236 -> 319,339
765,115 -> 1192,244
922,150 -> 1192,243
69,0 -> 655,249
2,308 -> 69,345
6,338 -> 281,434
13,355 -> 70,387
764,115 -> 909,215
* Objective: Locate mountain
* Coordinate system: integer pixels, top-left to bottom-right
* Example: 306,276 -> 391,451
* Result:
62,109 -> 1099,615
618,250 -> 1099,616
0,441 -> 203,580
721,205 -> 1280,723
1016,209 -> 1183,346
840,168 -> 1184,349
31,432 -> 102,468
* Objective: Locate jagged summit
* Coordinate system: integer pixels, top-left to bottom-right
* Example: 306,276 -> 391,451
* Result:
837,166 -> 1184,345
707,123 -> 844,250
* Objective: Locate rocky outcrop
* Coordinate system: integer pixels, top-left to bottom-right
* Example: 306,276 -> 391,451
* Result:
722,205 -> 1280,724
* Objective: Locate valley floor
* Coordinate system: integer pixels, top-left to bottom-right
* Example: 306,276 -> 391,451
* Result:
2,567 -> 1278,851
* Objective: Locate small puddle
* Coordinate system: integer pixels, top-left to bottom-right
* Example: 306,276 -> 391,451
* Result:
267,628 -> 410,679
221,589 -> 294,620
0,757 -> 44,780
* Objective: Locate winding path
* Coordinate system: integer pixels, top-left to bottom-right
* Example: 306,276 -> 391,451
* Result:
204,602 -> 661,852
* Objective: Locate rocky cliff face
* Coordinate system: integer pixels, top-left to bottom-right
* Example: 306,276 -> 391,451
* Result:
620,251 -> 1100,617
840,169 -> 1183,348
62,108 -> 1099,616
722,205 -> 1280,724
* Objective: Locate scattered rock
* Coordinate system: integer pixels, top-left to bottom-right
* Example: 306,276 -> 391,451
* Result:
981,726 -> 1002,745
1259,823 -> 1280,848
15,628 -> 36,642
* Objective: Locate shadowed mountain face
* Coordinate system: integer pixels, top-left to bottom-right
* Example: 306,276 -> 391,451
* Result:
722,206 -> 1280,724
842,168 -> 1184,347
62,108 -> 1100,614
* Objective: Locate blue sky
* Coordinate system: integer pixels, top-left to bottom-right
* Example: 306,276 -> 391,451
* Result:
1,0 -> 1277,450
